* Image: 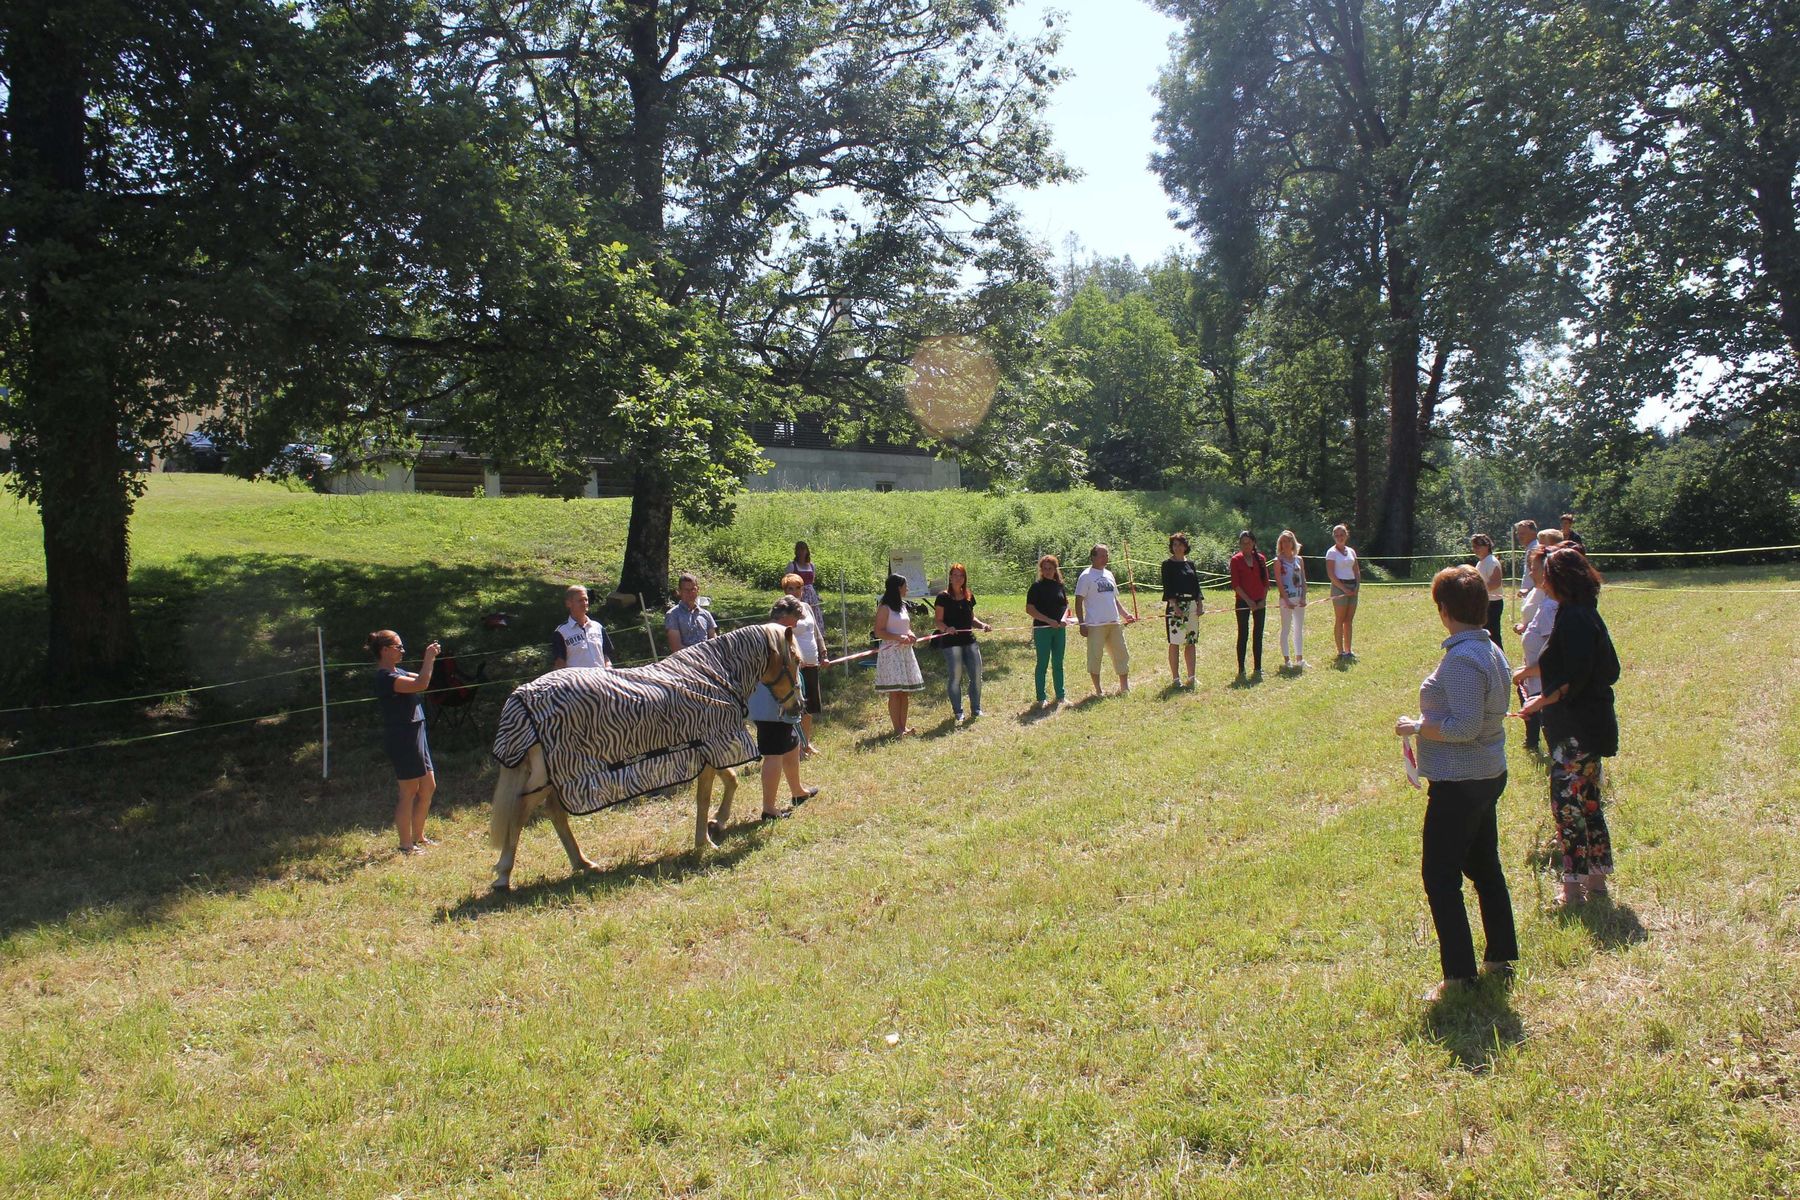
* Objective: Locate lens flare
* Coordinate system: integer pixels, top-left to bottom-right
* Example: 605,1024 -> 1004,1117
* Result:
904,334 -> 999,444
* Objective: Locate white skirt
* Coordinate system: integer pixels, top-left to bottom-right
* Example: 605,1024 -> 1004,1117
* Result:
874,644 -> 924,692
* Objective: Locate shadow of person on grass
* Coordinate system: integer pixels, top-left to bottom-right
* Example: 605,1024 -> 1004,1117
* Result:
1420,978 -> 1527,1070
1556,894 -> 1648,949
436,833 -> 763,922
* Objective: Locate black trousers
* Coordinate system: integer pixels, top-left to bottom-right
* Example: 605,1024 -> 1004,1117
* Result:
1422,773 -> 1518,981
1234,599 -> 1265,673
1485,598 -> 1505,647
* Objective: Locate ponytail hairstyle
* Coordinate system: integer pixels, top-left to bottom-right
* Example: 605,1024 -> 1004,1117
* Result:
880,573 -> 908,614
365,629 -> 400,658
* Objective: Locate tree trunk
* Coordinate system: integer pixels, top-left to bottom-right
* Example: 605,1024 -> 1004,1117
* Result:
1347,332 -> 1372,535
9,4 -> 141,689
617,463 -> 675,606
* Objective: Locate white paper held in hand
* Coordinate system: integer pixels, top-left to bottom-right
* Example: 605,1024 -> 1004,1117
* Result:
1401,734 -> 1422,790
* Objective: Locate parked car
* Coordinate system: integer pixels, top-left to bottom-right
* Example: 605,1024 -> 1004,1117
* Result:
163,430 -> 224,472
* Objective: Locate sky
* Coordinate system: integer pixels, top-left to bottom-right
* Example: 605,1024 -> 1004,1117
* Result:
1003,1 -> 1190,268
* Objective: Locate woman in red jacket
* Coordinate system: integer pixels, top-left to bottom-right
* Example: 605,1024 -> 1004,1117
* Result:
1228,530 -> 1270,679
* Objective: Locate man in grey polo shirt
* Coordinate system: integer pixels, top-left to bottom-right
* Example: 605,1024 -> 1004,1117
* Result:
664,572 -> 717,654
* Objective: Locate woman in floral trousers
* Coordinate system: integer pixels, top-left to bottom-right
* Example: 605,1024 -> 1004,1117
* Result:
1516,547 -> 1621,907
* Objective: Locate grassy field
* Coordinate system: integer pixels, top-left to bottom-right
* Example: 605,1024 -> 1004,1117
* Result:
2,479 -> 1798,1197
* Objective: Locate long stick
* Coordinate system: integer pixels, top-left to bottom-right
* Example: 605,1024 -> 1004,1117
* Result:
639,593 -> 660,660
839,567 -> 849,668
1122,538 -> 1140,621
316,625 -> 330,780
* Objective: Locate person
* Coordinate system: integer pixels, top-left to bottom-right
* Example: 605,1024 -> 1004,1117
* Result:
934,563 -> 992,723
368,629 -> 440,856
1325,524 -> 1361,661
1512,545 -> 1558,753
1558,512 -> 1586,552
664,571 -> 717,654
1228,530 -> 1269,679
1026,554 -> 1071,708
1512,519 -> 1539,599
1472,534 -> 1504,647
786,540 -> 826,631
1273,529 -> 1307,670
1516,546 -> 1620,907
781,573 -> 827,755
749,596 -> 820,820
1074,543 -> 1134,695
1161,533 -> 1202,688
1393,565 -> 1517,1001
550,584 -> 613,670
873,572 -> 924,734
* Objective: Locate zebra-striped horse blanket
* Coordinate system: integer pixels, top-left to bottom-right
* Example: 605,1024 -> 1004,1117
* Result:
492,623 -> 790,816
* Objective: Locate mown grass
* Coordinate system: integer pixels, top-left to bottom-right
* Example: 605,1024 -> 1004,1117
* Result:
1,478 -> 1797,1197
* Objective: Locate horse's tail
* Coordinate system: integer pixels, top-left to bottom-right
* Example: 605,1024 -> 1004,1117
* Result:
489,751 -> 534,850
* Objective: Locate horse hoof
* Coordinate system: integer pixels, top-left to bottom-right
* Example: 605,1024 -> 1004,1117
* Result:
491,881 -> 512,895
576,860 -> 601,874
706,820 -> 725,844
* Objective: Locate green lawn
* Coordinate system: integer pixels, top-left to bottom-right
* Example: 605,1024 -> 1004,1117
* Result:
1,479 -> 1797,1197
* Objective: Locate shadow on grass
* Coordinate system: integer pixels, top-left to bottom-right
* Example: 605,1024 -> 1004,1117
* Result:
1557,894 -> 1648,949
1420,978 -> 1527,1071
437,832 -> 765,923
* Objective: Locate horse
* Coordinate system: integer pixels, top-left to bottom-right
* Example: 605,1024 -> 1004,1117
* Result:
486,623 -> 801,892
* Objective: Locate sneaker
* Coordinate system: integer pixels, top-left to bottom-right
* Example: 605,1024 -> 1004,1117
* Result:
953,713 -> 965,725
971,710 -> 984,719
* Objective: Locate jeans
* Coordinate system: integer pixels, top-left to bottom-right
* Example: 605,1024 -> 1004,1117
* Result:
1421,773 -> 1518,980
1235,599 -> 1265,673
942,642 -> 983,716
1032,626 -> 1066,702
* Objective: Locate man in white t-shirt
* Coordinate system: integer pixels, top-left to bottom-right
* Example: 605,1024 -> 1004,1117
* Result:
1074,543 -> 1134,696
551,585 -> 612,670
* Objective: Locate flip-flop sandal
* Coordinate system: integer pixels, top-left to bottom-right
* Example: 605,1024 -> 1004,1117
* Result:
760,809 -> 791,822
790,787 -> 820,805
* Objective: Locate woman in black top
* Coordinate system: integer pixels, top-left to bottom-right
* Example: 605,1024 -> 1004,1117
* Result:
368,629 -> 440,856
1161,532 -> 1203,688
935,563 -> 993,723
1026,554 -> 1070,708
1515,547 -> 1621,907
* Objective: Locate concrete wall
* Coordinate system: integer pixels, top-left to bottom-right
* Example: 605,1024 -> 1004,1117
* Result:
746,447 -> 960,493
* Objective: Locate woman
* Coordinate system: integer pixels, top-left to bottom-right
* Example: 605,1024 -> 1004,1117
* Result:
781,572 -> 827,755
935,563 -> 992,723
1325,524 -> 1361,661
749,596 -> 820,820
1161,533 -> 1202,688
1026,554 -> 1070,708
1227,530 -> 1269,679
786,540 -> 826,632
873,573 -> 924,735
1512,545 -> 1557,753
1393,566 -> 1517,1001
1473,533 -> 1504,647
1273,529 -> 1307,671
1515,547 -> 1620,907
368,629 -> 440,856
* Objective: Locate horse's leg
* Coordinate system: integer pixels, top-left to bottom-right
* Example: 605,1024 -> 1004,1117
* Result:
695,766 -> 716,851
490,745 -> 549,892
547,796 -> 599,874
716,768 -> 737,827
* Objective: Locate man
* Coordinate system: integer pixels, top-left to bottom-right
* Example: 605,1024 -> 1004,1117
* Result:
1512,519 -> 1539,599
1558,513 -> 1586,552
1074,543 -> 1134,696
664,571 -> 718,654
749,596 -> 820,820
550,585 -> 613,670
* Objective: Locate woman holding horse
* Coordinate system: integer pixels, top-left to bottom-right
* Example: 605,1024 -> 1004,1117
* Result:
368,629 -> 440,855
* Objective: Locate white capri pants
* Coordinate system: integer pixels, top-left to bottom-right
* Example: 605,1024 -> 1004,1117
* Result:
1279,601 -> 1305,660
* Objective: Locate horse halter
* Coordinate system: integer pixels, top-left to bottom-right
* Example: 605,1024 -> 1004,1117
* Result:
759,631 -> 801,711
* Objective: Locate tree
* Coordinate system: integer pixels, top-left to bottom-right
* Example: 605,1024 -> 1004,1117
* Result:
450,0 -> 1067,601
0,1 -> 672,688
1153,0 -> 1596,561
1577,0 -> 1800,465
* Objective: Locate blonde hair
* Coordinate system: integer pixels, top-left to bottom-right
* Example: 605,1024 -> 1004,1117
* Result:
1276,529 -> 1299,556
780,572 -> 805,590
1332,524 -> 1349,539
1538,529 -> 1564,546
564,584 -> 589,602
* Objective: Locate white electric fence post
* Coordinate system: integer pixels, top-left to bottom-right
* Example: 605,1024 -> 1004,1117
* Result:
839,567 -> 849,669
639,594 -> 660,660
317,625 -> 330,780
